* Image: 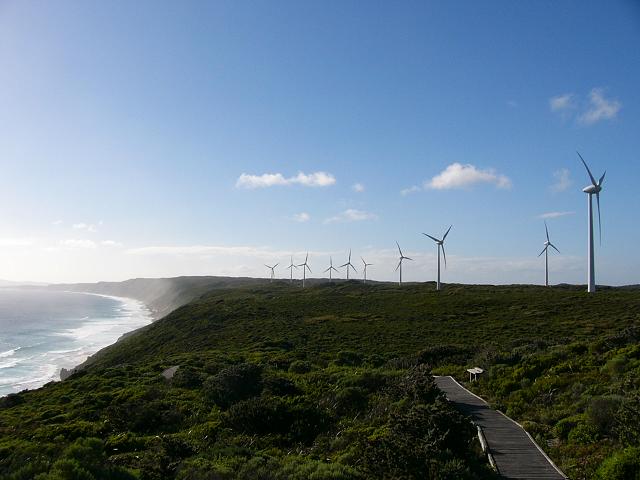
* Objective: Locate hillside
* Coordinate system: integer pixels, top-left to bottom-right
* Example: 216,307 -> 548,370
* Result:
1,281 -> 639,479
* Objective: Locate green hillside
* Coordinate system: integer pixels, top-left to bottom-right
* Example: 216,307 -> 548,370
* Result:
1,281 -> 639,479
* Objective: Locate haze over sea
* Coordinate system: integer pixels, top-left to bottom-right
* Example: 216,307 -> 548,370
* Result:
0,289 -> 152,396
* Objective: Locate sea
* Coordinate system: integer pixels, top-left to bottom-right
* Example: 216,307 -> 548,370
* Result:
0,289 -> 152,396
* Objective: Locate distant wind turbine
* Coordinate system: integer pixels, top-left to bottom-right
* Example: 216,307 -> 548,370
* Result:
324,256 -> 339,282
423,225 -> 452,291
286,255 -> 298,283
538,221 -> 560,287
297,253 -> 312,288
361,257 -> 372,284
395,242 -> 412,286
577,151 -> 605,293
264,263 -> 278,283
339,249 -> 357,280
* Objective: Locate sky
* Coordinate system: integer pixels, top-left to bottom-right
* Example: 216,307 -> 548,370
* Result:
0,0 -> 639,285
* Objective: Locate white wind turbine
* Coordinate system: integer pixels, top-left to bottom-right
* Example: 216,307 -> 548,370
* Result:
297,253 -> 312,288
324,256 -> 339,282
423,225 -> 452,291
286,255 -> 298,283
361,257 -> 372,284
395,242 -> 412,286
339,249 -> 358,280
538,221 -> 560,287
577,151 -> 605,293
264,263 -> 278,283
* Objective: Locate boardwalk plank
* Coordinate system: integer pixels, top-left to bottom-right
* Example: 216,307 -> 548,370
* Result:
434,376 -> 567,480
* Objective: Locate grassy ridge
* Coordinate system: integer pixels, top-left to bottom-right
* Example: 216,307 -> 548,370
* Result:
1,281 -> 639,479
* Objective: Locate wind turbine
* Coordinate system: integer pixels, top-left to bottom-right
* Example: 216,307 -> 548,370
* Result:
361,257 -> 372,284
285,255 -> 298,283
264,263 -> 278,283
423,225 -> 452,291
297,253 -> 312,288
339,249 -> 358,280
577,151 -> 605,293
538,221 -> 560,287
395,242 -> 412,286
324,256 -> 339,282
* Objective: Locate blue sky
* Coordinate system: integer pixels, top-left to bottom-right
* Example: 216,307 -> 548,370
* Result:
0,0 -> 638,284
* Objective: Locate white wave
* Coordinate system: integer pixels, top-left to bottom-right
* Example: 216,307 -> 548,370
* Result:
0,349 -> 16,358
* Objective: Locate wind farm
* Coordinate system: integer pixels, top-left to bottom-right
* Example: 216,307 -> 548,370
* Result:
539,221 -> 560,287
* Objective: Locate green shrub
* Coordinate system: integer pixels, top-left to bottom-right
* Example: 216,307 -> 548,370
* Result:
203,363 -> 263,408
589,395 -> 623,436
595,446 -> 640,480
172,366 -> 204,389
568,422 -> 599,444
334,387 -> 368,415
334,351 -> 363,367
288,360 -> 312,374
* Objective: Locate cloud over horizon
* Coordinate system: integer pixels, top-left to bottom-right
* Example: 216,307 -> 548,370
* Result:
537,211 -> 575,219
550,88 -> 621,125
236,171 -> 336,189
324,209 -> 378,224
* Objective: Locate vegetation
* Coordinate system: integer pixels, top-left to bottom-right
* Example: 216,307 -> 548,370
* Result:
1,281 -> 639,479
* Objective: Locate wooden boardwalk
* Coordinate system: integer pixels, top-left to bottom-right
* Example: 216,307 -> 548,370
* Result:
434,376 -> 567,480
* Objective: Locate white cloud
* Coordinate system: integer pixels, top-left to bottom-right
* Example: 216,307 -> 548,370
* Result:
292,212 -> 310,223
400,185 -> 421,196
352,183 -> 365,193
550,168 -> 572,192
51,220 -> 63,226
101,240 -> 123,247
537,211 -> 575,219
72,222 -> 98,233
578,88 -> 622,125
324,209 -> 378,224
0,238 -> 35,247
549,93 -> 575,112
236,171 -> 336,189
426,163 -> 512,190
60,239 -> 97,249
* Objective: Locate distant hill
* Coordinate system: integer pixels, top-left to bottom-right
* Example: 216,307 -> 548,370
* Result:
47,276 -> 267,319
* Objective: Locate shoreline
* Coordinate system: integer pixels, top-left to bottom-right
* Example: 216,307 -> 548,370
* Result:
59,292 -> 154,380
0,290 -> 153,395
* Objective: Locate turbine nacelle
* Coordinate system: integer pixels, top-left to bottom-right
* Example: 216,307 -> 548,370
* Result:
582,184 -> 601,194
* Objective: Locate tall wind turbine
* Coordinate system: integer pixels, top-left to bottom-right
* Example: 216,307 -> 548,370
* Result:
395,242 -> 412,286
361,257 -> 372,284
538,221 -> 560,287
577,151 -> 605,293
286,255 -> 298,283
339,249 -> 357,280
324,256 -> 339,282
423,225 -> 452,291
297,253 -> 312,288
264,263 -> 278,283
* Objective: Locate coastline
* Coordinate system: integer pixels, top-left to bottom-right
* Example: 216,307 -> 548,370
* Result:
58,292 -> 154,380
0,290 -> 153,395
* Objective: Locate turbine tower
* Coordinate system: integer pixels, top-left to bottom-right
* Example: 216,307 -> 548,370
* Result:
423,225 -> 452,291
339,249 -> 357,280
264,263 -> 278,283
395,242 -> 412,286
538,221 -> 560,287
285,255 -> 297,283
361,257 -> 372,284
578,152 -> 605,293
324,256 -> 339,282
297,253 -> 312,288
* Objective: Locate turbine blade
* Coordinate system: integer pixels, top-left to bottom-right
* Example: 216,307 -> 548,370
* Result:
361,257 -> 366,265
274,263 -> 278,268
324,267 -> 331,273
350,264 -> 357,273
264,264 -> 271,269
423,233 -> 440,243
577,151 -> 597,186
596,191 -> 602,245
442,225 -> 452,241
545,221 -> 550,242
598,171 -> 606,186
396,241 -> 403,256
538,246 -> 547,257
348,249 -> 352,262
306,265 -> 312,273
395,260 -> 401,271
405,256 -> 413,261
339,263 -> 348,268
441,245 -> 447,268
550,243 -> 561,254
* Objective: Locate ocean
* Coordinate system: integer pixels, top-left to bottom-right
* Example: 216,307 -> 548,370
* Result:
0,289 -> 152,396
